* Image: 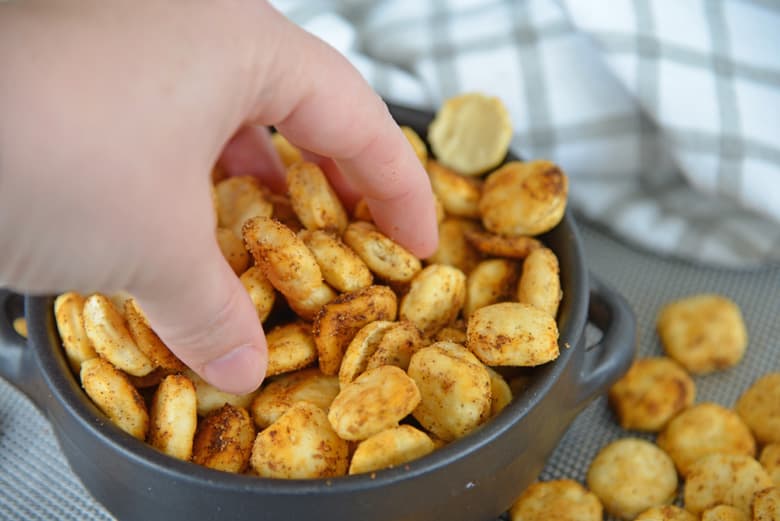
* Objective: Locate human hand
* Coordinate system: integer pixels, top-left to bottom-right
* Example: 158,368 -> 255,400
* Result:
0,1 -> 438,394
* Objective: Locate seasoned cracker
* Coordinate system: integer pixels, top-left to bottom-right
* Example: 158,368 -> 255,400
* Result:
328,365 -> 420,441
587,438 -> 677,520
657,294 -> 747,374
265,321 -> 318,377
608,357 -> 695,432
148,374 -> 197,461
752,487 -> 780,521
464,228 -> 542,260
509,479 -> 602,521
467,302 -> 559,367
348,425 -> 435,475
399,264 -> 467,336
486,366 -> 512,417
313,285 -> 397,375
701,505 -> 749,521
516,247 -> 562,318
463,258 -> 519,318
426,217 -> 483,273
338,320 -> 395,386
192,404 -> 255,473
480,160 -> 568,237
683,453 -> 772,515
735,372 -> 780,445
251,402 -> 349,479
760,444 -> 780,486
250,368 -> 340,429
426,159 -> 482,218
635,505 -> 698,521
657,402 -> 755,476
408,342 -> 491,441
185,369 -> 257,417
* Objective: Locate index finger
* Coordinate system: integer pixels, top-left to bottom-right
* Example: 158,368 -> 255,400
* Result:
247,5 -> 438,258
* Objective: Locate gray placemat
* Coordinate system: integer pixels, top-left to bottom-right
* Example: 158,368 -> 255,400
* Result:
0,377 -> 113,521
539,224 -> 780,520
0,223 -> 777,521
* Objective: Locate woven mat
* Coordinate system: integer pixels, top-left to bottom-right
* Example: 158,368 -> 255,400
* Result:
0,223 -> 778,521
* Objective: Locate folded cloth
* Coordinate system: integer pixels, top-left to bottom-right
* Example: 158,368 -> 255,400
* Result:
270,0 -> 780,269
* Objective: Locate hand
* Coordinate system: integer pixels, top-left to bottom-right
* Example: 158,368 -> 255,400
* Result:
0,1 -> 438,394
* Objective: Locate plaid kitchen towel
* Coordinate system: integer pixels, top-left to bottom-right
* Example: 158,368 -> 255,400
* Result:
270,0 -> 780,269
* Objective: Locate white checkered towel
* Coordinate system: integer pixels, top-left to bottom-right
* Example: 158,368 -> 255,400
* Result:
271,0 -> 780,269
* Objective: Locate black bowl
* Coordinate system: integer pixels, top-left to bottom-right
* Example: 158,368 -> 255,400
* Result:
0,104 -> 636,521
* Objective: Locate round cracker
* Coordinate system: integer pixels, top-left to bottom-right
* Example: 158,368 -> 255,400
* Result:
683,453 -> 772,515
760,443 -> 780,487
657,294 -> 747,374
587,438 -> 677,520
328,366 -> 420,441
250,368 -> 340,429
657,402 -> 756,476
265,321 -> 318,377
509,479 -> 602,521
480,160 -> 568,237
408,342 -> 491,441
427,93 -> 512,176
608,357 -> 695,432
348,425 -> 435,475
735,372 -> 780,445
251,401 -> 349,479
751,487 -> 780,521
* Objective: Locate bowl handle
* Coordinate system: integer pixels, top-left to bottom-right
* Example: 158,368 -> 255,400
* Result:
574,274 -> 637,405
0,289 -> 45,408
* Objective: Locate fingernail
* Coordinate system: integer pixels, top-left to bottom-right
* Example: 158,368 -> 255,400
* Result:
202,344 -> 265,395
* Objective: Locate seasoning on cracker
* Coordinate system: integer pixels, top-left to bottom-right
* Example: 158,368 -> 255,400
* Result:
700,505 -> 749,521
426,159 -> 482,218
751,487 -> 780,521
608,357 -> 695,432
408,342 -> 492,441
328,365 -> 420,441
683,453 -> 772,516
656,293 -> 747,374
657,402 -> 755,476
760,443 -> 780,486
250,368 -> 339,429
735,372 -> 780,445
348,425 -> 435,475
509,479 -> 603,521
586,438 -> 677,520
251,401 -> 349,479
426,217 -> 483,273
480,160 -> 568,237
516,247 -> 562,319
467,302 -> 559,367
635,505 -> 698,521
192,404 -> 255,473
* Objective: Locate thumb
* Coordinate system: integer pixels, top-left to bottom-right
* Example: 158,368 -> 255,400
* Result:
132,243 -> 268,395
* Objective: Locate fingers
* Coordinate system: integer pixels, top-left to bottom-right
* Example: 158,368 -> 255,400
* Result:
219,125 -> 287,193
247,6 -> 438,258
132,241 -> 268,395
